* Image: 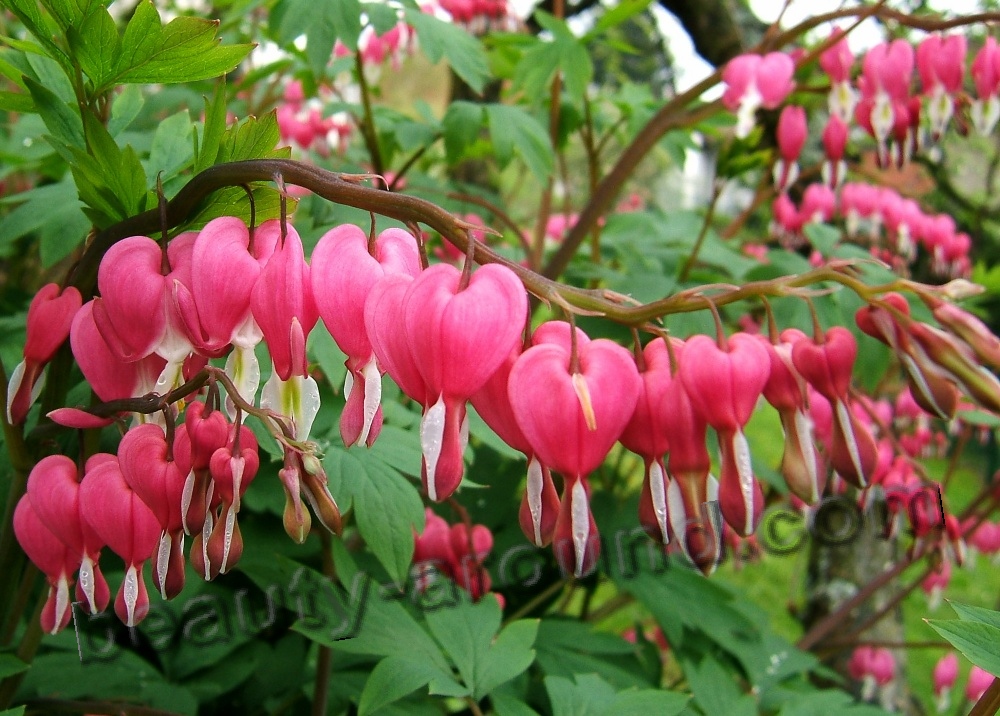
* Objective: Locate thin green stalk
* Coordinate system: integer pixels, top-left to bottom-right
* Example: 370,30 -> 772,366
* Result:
678,184 -> 722,283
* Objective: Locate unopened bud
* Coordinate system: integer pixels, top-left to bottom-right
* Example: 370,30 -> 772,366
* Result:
927,299 -> 1000,369
280,466 -> 311,544
302,470 -> 342,536
908,322 -> 1000,413
302,452 -> 324,477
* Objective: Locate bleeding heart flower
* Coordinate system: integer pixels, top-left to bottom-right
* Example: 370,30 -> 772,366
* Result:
79,456 -> 162,627
201,424 -> 259,579
13,495 -> 80,634
311,224 -> 421,447
26,455 -> 109,615
792,327 -> 878,487
70,300 -> 166,405
680,333 -> 770,537
251,223 -> 321,440
509,322 -> 641,576
403,263 -> 528,502
471,343 -> 560,547
94,236 -> 169,362
619,337 -> 676,546
7,283 -> 82,424
118,423 -> 190,599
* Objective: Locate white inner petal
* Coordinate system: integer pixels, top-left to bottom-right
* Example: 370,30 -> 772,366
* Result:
180,469 -> 196,535
420,395 -> 447,501
570,480 -> 590,577
123,564 -> 140,627
54,575 -> 70,634
732,430 -> 756,536
225,344 -> 261,420
358,355 -> 382,446
79,553 -> 97,613
156,530 -> 171,599
648,461 -> 669,544
835,400 -> 866,486
793,409 -> 820,503
526,456 -> 544,546
220,507 -> 237,574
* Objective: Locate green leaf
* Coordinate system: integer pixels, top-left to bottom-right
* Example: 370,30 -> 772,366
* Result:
533,619 -> 652,691
0,707 -> 26,716
195,83 -> 227,172
0,90 -> 33,112
544,674 -> 615,716
0,654 -> 29,680
683,654 -> 756,716
4,0 -> 72,71
108,84 -> 144,137
358,655 -> 453,716
272,0 -> 362,64
486,104 -> 552,181
40,0 -> 105,31
926,617 -> 1000,678
24,76 -> 84,148
491,692 -> 542,716
803,223 -> 841,256
68,7 -> 120,89
342,447 -> 424,587
587,0 -> 655,38
110,1 -> 252,89
404,8 -> 489,93
612,690 -> 688,715
219,110 -> 285,162
442,100 -> 483,164
147,110 -> 194,184
425,596 -> 538,700
949,601 -> 1000,630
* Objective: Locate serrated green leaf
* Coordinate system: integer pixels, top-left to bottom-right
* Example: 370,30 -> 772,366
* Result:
358,655 -> 451,716
356,455 -> 423,586
110,1 -> 252,88
404,8 -> 489,92
4,0 -> 73,71
40,0 -> 105,31
272,0 -> 361,73
426,596 -> 537,700
219,110 -> 285,162
68,7 -> 120,89
24,76 -> 84,148
486,104 -> 552,181
544,674 -> 615,716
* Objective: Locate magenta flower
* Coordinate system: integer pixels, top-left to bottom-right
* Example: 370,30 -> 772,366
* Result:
402,263 -> 528,502
917,34 -> 966,139
508,322 -> 641,576
26,455 -> 110,615
680,333 -> 770,537
722,52 -> 795,138
79,456 -> 161,627
13,495 -> 80,634
251,223 -> 321,440
311,224 -> 421,447
6,283 -> 81,424
774,105 -> 807,192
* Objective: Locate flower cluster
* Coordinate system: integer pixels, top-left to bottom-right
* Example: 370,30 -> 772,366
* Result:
727,34 -> 988,280
276,81 -> 353,155
412,508 -> 497,602
10,201 -> 1000,627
